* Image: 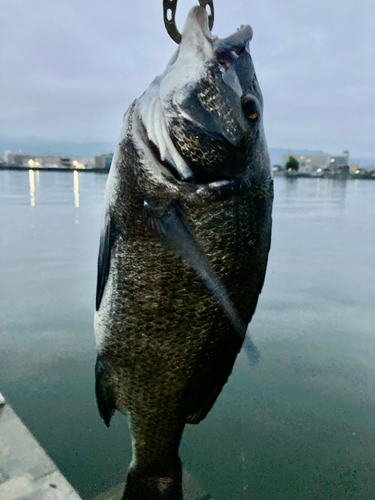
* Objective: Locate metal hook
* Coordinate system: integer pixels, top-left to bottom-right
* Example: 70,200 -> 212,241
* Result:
163,0 -> 215,44
199,0 -> 214,31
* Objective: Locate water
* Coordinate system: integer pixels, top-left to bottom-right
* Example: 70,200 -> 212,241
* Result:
1,170 -> 375,500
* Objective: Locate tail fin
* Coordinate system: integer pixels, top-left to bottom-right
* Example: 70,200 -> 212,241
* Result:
122,465 -> 183,500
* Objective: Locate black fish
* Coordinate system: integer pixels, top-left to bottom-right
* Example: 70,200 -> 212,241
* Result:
94,6 -> 273,499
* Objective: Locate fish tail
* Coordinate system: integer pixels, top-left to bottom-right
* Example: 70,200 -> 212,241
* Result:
122,459 -> 183,500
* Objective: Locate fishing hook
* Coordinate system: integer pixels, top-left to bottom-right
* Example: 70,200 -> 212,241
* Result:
163,0 -> 215,44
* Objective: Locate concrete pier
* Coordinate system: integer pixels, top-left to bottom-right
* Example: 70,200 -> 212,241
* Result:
0,393 -> 82,500
0,392 -> 212,500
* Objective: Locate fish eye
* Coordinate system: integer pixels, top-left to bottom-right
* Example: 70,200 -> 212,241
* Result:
241,94 -> 260,121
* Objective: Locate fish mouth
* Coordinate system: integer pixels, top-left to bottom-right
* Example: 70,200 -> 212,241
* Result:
214,24 -> 253,71
180,6 -> 253,72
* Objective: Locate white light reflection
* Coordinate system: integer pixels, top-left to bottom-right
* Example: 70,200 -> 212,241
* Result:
29,169 -> 35,207
35,169 -> 40,190
73,170 -> 80,208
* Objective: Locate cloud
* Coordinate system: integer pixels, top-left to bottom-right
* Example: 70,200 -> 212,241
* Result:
1,0 -> 374,157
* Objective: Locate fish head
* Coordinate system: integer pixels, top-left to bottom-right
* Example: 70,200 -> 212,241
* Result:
140,5 -> 265,184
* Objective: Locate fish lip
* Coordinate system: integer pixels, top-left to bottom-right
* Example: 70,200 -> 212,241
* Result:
214,24 -> 253,71
181,8 -> 252,72
219,24 -> 253,48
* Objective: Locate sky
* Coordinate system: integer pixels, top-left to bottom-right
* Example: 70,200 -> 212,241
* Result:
1,0 -> 374,158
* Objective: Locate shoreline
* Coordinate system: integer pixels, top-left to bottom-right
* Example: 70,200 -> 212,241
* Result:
1,165 -> 374,180
274,171 -> 375,180
0,164 -> 108,173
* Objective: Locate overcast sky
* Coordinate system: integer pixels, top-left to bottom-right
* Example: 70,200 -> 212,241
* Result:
1,0 -> 374,158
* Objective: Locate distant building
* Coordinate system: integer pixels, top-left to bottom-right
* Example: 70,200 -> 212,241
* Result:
282,151 -> 328,174
95,153 -> 114,171
5,154 -> 85,169
60,158 -> 85,169
4,150 -> 11,162
6,154 -> 61,168
94,156 -> 105,169
349,164 -> 358,174
7,154 -> 38,167
329,151 -> 350,172
80,158 -> 95,169
38,155 -> 61,168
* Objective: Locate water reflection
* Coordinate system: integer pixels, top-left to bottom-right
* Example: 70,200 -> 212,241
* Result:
2,169 -> 87,208
73,170 -> 79,208
29,169 -> 35,206
35,169 -> 40,194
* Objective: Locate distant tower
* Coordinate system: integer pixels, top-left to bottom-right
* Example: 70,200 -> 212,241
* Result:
4,150 -> 11,162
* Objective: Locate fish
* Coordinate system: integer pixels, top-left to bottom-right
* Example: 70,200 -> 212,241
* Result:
94,5 -> 273,500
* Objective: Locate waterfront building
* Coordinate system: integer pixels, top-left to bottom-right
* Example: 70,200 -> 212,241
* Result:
38,155 -> 61,168
7,154 -> 38,167
329,151 -> 350,172
349,164 -> 359,174
5,154 -> 84,169
95,153 -> 114,171
282,151 -> 328,174
80,158 -> 94,168
4,150 -> 11,162
6,154 -> 61,168
7,153 -> 35,167
60,158 -> 84,169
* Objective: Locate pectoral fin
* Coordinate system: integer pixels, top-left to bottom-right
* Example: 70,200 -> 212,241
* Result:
96,211 -> 118,311
144,199 -> 246,337
242,331 -> 261,364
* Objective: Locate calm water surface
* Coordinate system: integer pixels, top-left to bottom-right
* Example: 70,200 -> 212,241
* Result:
1,170 -> 375,500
